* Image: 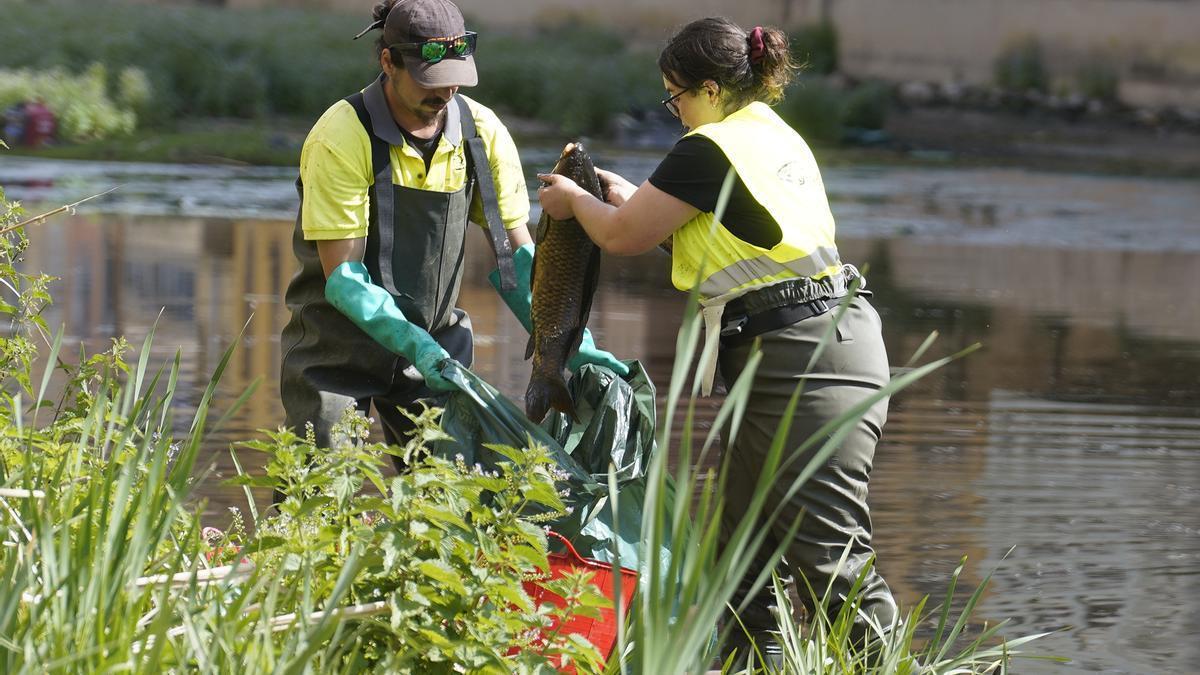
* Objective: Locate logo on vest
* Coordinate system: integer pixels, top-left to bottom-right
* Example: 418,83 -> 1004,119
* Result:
776,161 -> 807,186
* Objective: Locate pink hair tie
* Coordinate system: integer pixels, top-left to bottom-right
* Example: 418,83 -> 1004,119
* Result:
748,26 -> 766,65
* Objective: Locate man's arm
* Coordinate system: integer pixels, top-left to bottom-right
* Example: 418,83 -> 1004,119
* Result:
317,237 -> 367,279
506,223 -> 533,250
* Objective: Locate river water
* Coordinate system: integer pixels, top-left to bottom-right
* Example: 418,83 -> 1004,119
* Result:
2,153 -> 1198,674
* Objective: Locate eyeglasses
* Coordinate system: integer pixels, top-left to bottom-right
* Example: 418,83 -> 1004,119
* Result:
661,88 -> 690,117
389,32 -> 478,64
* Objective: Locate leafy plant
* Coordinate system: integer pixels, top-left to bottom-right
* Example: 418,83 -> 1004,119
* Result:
0,0 -> 373,122
777,76 -> 848,145
994,36 -> 1048,93
843,81 -> 894,131
0,64 -> 147,142
791,22 -> 840,76
473,24 -> 660,135
228,408 -> 608,673
1075,57 -> 1120,102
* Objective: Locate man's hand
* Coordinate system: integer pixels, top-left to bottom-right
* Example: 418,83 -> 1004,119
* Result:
400,324 -> 457,392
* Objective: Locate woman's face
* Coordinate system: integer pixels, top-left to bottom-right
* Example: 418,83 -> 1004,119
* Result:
662,74 -> 725,131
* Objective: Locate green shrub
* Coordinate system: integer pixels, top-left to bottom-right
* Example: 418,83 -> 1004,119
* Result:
994,36 -> 1048,92
0,64 -> 145,142
1076,57 -> 1120,101
843,80 -> 893,130
473,25 -> 660,134
0,1 -> 658,134
777,77 -> 895,144
791,21 -> 839,76
776,76 -> 847,144
0,0 -> 373,122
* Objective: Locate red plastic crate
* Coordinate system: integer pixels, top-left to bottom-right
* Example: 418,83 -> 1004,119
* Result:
522,531 -> 638,667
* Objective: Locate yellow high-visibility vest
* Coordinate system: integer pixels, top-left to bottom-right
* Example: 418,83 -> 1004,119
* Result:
671,101 -> 844,298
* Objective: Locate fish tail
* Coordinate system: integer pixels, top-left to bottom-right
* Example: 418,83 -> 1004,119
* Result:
525,376 -> 577,423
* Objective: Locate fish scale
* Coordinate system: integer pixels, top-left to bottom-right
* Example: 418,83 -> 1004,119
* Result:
525,143 -> 605,422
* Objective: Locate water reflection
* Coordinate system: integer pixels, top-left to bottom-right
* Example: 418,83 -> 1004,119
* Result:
7,158 -> 1200,674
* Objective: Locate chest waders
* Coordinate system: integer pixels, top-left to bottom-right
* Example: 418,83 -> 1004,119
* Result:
280,76 -> 513,452
675,104 -> 898,654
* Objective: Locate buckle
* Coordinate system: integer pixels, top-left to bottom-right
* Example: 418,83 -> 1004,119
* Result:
720,314 -> 748,337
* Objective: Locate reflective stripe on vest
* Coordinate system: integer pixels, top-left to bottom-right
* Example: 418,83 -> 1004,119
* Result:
670,101 -> 843,298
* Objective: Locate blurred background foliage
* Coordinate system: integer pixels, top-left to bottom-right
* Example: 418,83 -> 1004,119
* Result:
0,0 -> 372,124
0,0 -> 884,145
0,64 -> 149,141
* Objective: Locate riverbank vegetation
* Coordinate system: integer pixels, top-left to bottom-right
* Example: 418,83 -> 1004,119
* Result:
3,0 -> 1195,176
0,180 -> 1053,671
0,1 -> 883,152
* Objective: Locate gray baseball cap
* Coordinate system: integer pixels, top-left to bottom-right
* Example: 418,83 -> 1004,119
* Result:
357,0 -> 478,88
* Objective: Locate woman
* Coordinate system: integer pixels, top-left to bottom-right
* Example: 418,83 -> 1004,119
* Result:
538,17 -> 898,655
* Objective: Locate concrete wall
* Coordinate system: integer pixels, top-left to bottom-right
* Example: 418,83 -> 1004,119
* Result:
220,0 -> 1200,108
819,0 -> 1200,108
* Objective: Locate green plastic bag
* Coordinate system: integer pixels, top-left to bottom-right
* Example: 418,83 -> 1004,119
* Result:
437,360 -> 669,573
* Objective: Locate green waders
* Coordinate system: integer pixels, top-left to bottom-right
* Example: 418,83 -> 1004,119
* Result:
280,76 -> 510,461
718,291 -> 898,647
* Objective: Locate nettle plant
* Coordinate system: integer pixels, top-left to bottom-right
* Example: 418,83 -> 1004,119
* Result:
225,407 -> 609,673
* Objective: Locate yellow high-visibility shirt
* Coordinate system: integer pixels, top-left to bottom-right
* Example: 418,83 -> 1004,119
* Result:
299,93 -> 529,241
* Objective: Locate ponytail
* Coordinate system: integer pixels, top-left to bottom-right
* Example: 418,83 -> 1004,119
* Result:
752,26 -> 796,104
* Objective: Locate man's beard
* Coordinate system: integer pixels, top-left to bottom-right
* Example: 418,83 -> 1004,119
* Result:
415,96 -> 450,124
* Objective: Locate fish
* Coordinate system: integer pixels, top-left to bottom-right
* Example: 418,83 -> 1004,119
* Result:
525,142 -> 606,423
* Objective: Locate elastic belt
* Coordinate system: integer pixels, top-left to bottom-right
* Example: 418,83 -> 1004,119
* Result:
720,295 -> 845,348
719,269 -> 865,348
726,272 -> 852,318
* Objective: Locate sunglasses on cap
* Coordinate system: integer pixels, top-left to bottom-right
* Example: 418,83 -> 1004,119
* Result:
389,32 -> 478,64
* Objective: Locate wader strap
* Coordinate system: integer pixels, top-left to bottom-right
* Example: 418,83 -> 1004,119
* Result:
345,90 -> 399,294
456,94 -> 516,291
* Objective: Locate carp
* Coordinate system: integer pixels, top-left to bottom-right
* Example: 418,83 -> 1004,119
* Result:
525,142 -> 605,422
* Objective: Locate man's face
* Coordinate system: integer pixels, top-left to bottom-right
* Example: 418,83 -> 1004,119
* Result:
383,50 -> 459,125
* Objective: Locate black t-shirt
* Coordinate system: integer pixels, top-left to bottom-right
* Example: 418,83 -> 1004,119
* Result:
648,135 -> 783,249
400,126 -> 439,171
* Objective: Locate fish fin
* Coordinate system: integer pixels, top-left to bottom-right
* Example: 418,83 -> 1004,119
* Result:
526,214 -> 544,364
526,377 -> 577,423
575,242 -> 602,328
533,212 -> 550,245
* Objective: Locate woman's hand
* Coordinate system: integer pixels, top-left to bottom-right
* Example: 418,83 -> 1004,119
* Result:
596,168 -> 637,207
536,173 -> 586,220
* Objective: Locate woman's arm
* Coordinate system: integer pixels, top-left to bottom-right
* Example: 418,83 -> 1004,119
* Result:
538,174 -> 698,256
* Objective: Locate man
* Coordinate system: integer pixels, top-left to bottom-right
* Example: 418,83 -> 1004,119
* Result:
280,0 -> 625,459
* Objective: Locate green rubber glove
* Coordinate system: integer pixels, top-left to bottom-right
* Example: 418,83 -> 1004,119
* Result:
488,243 -> 629,377
325,261 -> 456,392
488,243 -> 536,333
567,329 -> 629,376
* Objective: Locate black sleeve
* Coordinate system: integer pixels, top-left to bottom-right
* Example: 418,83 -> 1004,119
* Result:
648,134 -> 784,249
647,135 -> 730,213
